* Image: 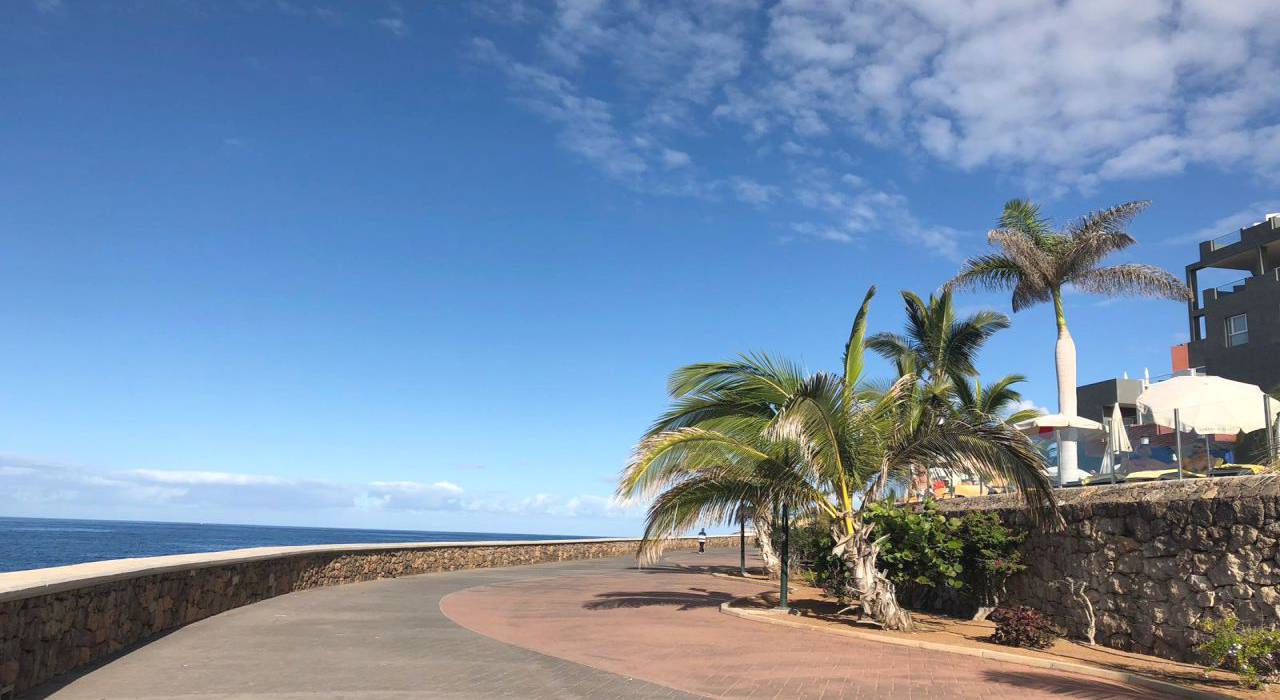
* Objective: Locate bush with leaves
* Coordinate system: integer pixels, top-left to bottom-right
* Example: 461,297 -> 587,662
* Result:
865,500 -> 965,590
790,516 -> 856,603
1198,616 -> 1280,688
955,509 -> 1026,610
989,606 -> 1060,649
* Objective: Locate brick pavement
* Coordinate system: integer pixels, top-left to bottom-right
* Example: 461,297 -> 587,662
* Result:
32,548 -> 1172,699
441,551 -> 1171,700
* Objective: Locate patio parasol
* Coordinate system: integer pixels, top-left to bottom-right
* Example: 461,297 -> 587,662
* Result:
1134,375 -> 1279,434
1013,414 -> 1103,486
1100,403 -> 1131,481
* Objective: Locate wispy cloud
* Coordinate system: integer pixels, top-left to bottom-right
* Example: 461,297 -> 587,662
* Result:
33,0 -> 63,14
373,16 -> 410,38
0,456 -> 631,521
1164,201 -> 1280,245
730,176 -> 779,207
468,1 -> 990,259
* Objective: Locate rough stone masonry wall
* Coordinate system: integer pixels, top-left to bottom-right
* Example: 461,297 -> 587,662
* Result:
936,475 -> 1280,663
0,535 -> 739,696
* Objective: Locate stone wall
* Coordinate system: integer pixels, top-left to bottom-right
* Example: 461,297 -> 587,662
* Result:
936,475 -> 1280,662
0,535 -> 739,695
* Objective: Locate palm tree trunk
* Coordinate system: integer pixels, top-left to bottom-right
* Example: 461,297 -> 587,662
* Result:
833,518 -> 914,631
1053,289 -> 1080,484
754,516 -> 781,579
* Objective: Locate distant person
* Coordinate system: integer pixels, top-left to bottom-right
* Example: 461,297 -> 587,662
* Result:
1184,442 -> 1215,474
697,528 -> 707,554
1123,443 -> 1165,472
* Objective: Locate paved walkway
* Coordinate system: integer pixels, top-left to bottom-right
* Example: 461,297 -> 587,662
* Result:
35,549 -> 1166,699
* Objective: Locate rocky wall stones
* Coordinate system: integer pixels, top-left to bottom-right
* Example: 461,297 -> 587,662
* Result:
936,475 -> 1280,663
0,536 -> 738,695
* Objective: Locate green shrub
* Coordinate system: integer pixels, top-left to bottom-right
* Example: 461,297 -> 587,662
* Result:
1197,616 -> 1280,688
989,606 -> 1059,649
790,501 -> 1027,613
863,501 -> 1026,607
955,509 -> 1026,608
865,501 -> 965,590
790,517 -> 854,602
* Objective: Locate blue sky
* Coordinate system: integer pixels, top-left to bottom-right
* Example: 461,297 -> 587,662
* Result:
3,0 -> 1279,535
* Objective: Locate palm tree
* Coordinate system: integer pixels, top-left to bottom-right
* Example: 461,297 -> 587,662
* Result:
945,200 -> 1191,482
624,287 -> 1055,631
954,374 -> 1042,425
619,419 -> 805,575
867,290 -> 1009,390
869,290 -> 1029,499
619,354 -> 809,576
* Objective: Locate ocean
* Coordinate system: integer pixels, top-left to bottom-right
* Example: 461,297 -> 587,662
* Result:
0,516 -> 597,573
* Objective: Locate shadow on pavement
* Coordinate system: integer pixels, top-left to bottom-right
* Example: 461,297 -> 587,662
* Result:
584,587 -> 736,611
630,563 -> 765,578
980,670 -> 1166,699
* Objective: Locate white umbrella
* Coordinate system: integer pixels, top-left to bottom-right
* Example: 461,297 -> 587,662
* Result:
1106,403 -> 1132,453
1135,375 -> 1280,434
1014,414 -> 1102,486
1013,414 -> 1103,432
1100,403 -> 1131,478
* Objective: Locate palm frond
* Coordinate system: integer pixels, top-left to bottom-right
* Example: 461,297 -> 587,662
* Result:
944,254 -> 1023,295
1062,200 -> 1151,239
1070,264 -> 1192,302
842,286 -> 877,396
988,229 -> 1055,288
998,198 -> 1054,246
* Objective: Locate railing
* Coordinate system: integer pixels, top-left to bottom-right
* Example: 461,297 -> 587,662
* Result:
1202,276 -> 1250,305
1208,230 -> 1242,250
1145,367 -> 1205,385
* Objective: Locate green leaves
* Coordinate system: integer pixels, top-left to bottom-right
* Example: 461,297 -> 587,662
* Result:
1197,616 -> 1280,688
947,198 -> 1190,314
864,501 -> 1026,601
842,286 -> 876,397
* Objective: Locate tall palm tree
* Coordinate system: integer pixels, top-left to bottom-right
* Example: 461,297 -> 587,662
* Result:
624,287 -> 1055,630
945,200 -> 1191,482
868,290 -> 1009,390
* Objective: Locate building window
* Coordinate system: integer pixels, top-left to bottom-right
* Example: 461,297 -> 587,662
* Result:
1226,313 -> 1248,347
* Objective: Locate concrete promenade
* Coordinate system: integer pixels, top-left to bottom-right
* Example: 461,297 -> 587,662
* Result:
32,549 -> 1166,699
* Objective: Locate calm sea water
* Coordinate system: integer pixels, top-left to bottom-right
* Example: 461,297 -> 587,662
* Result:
0,517 -> 597,573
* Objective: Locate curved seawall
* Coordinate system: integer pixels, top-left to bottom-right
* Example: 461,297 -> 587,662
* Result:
0,534 -> 741,695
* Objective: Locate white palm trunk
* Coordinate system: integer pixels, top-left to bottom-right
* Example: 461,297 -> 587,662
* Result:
1055,311 -> 1080,484
833,518 -> 915,631
753,516 -> 781,579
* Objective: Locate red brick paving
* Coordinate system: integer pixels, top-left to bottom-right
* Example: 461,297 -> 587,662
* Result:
441,550 -> 1167,699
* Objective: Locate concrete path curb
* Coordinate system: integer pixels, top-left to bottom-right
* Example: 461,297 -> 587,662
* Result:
719,600 -> 1233,700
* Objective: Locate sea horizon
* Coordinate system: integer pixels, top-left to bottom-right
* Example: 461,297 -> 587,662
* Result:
0,515 -> 603,574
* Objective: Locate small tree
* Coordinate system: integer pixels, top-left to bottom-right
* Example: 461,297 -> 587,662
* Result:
1053,577 -> 1096,644
957,510 -> 1026,620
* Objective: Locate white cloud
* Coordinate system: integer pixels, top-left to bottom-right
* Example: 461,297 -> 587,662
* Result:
465,492 -> 639,520
736,0 -> 1280,186
660,148 -> 692,169
472,38 -> 649,178
789,172 -> 965,259
467,1 -> 998,258
33,0 -> 63,14
1165,201 -> 1280,246
0,456 -> 628,522
373,17 -> 410,37
730,176 -> 779,206
1008,399 -> 1049,418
